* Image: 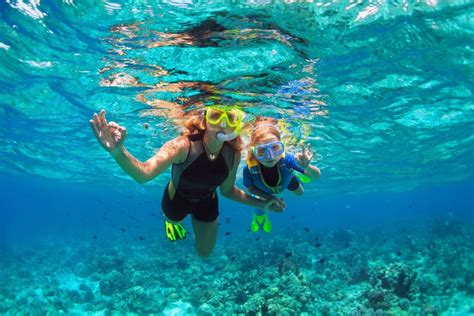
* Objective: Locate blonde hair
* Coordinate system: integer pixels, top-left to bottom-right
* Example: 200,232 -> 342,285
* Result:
181,111 -> 243,152
247,117 -> 281,161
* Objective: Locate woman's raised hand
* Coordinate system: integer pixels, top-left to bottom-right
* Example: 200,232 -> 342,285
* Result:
90,109 -> 127,155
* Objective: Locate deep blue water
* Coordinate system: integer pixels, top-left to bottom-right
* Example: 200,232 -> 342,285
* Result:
1,174 -> 473,245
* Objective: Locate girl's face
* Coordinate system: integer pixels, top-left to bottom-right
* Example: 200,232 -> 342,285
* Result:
253,135 -> 284,167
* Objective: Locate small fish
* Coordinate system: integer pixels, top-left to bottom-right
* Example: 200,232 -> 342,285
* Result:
92,235 -> 97,239
344,243 -> 350,248
16,257 -> 26,263
138,236 -> 145,241
304,227 -> 310,233
143,123 -> 149,129
315,236 -> 319,241
256,237 -> 260,241
225,232 -> 231,236
120,228 -> 126,232
319,257 -> 326,264
396,251 -> 402,256
96,199 -> 103,204
315,243 -> 322,248
284,252 -> 292,258
291,216 -> 296,220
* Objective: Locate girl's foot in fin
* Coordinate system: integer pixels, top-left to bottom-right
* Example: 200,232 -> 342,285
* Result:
251,213 -> 263,232
262,212 -> 272,233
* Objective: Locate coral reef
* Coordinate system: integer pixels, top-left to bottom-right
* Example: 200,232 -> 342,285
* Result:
1,220 -> 473,314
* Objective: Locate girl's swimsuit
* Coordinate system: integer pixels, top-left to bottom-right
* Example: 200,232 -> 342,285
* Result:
243,153 -> 304,195
162,133 -> 235,222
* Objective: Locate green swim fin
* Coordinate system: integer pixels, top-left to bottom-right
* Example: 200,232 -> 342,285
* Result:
251,212 -> 272,233
251,213 -> 264,233
262,213 -> 272,233
295,173 -> 312,184
165,220 -> 186,241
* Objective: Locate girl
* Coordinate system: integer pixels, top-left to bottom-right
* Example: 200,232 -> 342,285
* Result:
243,118 -> 321,233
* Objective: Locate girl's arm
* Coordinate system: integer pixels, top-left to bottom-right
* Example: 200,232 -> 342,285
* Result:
246,185 -> 275,201
293,143 -> 321,180
220,151 -> 284,212
303,164 -> 321,180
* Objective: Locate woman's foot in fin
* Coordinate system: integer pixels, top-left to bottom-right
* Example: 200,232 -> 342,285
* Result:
165,220 -> 186,241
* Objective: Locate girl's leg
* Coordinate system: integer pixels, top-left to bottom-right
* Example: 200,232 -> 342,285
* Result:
192,216 -> 218,258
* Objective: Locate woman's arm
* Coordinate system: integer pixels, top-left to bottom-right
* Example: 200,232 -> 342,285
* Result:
220,152 -> 284,211
90,109 -> 188,184
111,137 -> 188,183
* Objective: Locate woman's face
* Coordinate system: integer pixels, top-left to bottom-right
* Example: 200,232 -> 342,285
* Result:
205,107 -> 243,141
254,135 -> 284,167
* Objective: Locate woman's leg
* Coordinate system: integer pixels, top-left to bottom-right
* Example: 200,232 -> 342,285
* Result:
161,183 -> 188,241
191,217 -> 218,258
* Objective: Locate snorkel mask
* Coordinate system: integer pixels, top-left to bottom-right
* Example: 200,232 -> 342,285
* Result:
205,106 -> 244,141
252,141 -> 285,162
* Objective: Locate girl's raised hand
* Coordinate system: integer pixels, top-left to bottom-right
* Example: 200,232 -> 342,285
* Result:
295,143 -> 314,168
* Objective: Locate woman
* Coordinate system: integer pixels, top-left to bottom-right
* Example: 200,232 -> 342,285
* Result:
90,107 -> 284,257
243,118 -> 321,233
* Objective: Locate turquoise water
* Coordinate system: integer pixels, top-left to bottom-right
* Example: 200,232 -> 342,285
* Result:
1,1 -> 473,314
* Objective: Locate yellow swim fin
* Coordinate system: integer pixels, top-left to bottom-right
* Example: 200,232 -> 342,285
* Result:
165,220 -> 186,241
